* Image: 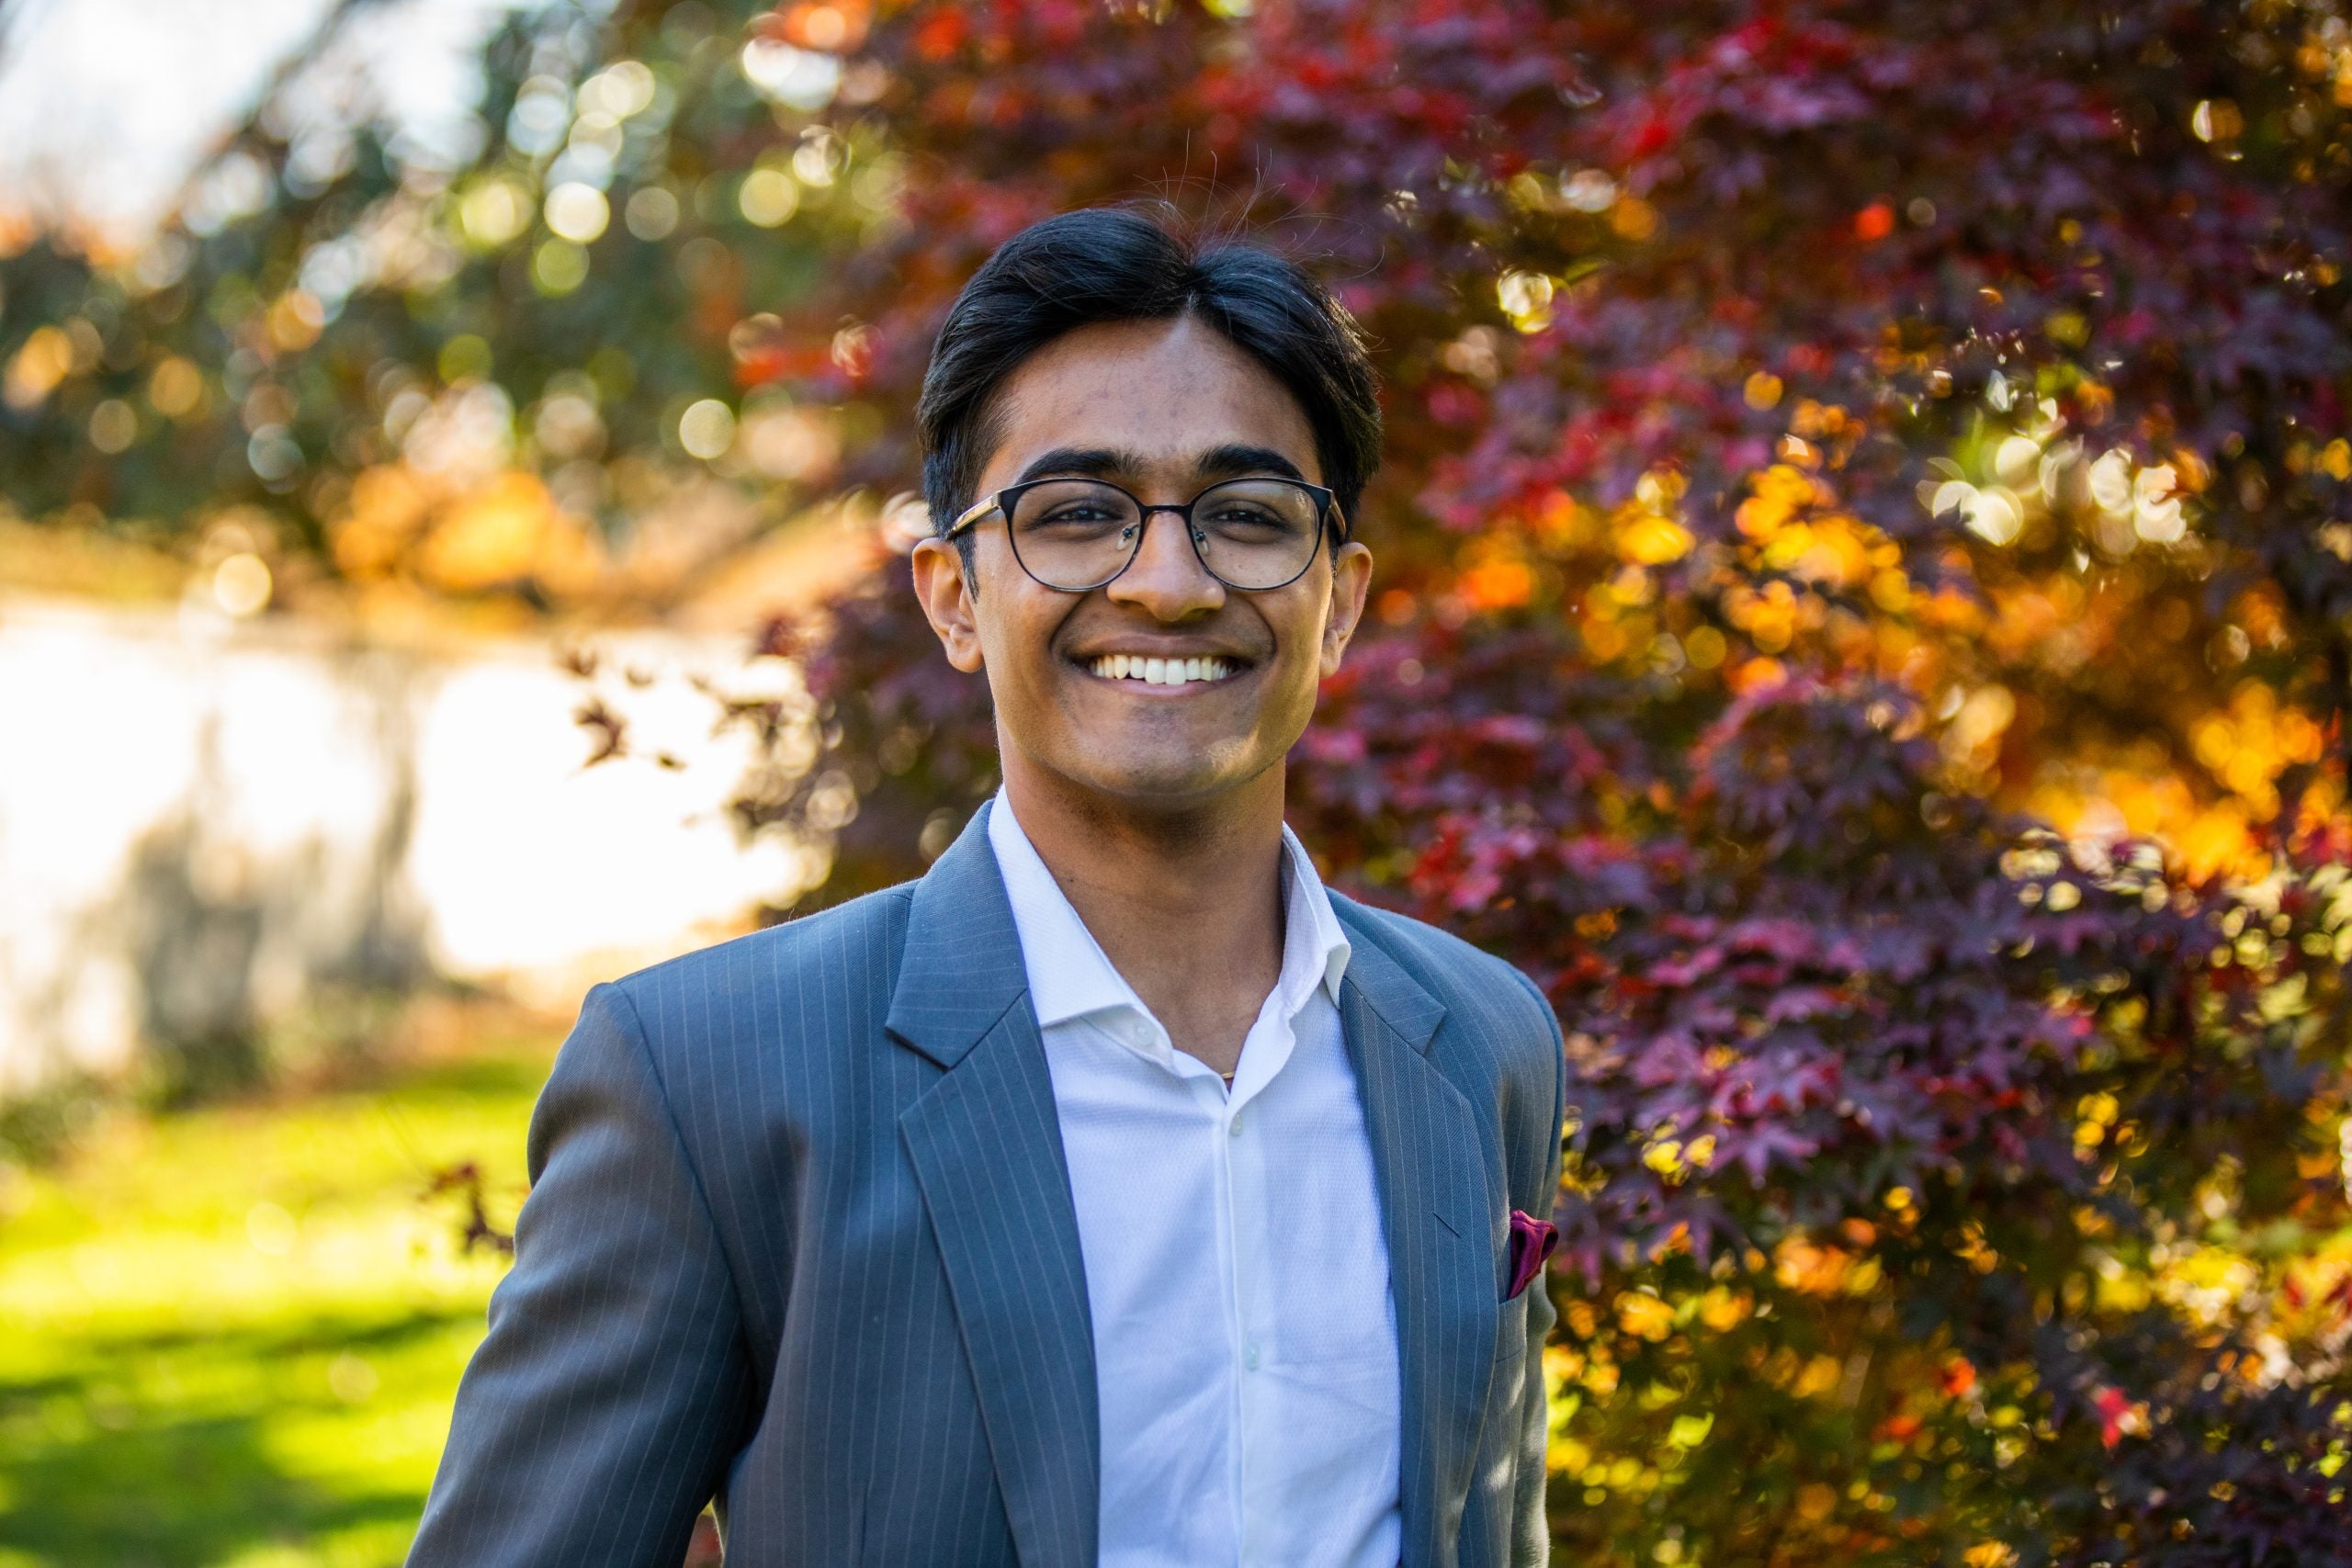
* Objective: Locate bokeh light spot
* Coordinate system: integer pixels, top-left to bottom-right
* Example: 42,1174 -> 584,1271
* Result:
531,238 -> 589,296
88,398 -> 138,453
148,355 -> 204,418
624,185 -> 680,241
544,182 -> 610,243
458,177 -> 534,248
213,552 -> 273,616
678,399 -> 737,460
739,167 -> 801,228
244,1200 -> 299,1255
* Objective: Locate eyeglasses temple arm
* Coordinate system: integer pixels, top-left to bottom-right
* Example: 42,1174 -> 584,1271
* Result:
943,494 -> 1001,541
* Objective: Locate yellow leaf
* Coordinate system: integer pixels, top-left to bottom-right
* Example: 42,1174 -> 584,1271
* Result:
1615,1292 -> 1675,1342
1617,513 -> 1693,565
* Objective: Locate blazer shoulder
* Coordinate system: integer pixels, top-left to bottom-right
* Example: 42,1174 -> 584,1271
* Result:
603,880 -> 916,1020
1329,890 -> 1560,1055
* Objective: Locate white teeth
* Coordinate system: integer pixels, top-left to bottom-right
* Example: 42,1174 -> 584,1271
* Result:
1086,655 -> 1237,685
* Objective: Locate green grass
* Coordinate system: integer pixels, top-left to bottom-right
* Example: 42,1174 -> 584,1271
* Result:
0,1035 -> 553,1568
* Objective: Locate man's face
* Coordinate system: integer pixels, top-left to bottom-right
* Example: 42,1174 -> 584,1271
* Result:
911,314 -> 1374,813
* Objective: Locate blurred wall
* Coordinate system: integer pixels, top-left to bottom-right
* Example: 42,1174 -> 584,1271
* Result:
0,591 -> 820,1097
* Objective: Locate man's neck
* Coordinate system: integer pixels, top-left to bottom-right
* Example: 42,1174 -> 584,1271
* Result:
1000,755 -> 1287,1078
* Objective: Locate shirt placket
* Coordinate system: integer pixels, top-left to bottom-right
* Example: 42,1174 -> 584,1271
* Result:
1213,1061 -> 1251,1565
1227,1000 -> 1305,1568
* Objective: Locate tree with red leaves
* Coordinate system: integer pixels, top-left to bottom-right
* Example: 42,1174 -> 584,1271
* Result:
763,4 -> 2352,1562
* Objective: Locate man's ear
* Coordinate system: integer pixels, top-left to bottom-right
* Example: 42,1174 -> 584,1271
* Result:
911,536 -> 986,673
1319,538 -> 1374,678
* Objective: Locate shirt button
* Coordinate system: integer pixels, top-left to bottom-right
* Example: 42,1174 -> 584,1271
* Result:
1243,1343 -> 1260,1371
1228,1112 -> 1244,1137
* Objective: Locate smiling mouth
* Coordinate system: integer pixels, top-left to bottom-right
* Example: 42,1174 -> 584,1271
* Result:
1083,653 -> 1243,688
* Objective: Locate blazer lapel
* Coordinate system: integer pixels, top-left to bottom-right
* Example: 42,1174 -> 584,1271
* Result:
1336,911 -> 1502,1568
889,803 -> 1099,1568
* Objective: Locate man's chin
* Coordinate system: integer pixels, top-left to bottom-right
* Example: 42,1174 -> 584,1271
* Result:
1045,748 -> 1266,811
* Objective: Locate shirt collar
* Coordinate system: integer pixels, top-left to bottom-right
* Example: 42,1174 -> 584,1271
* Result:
986,790 -> 1139,1031
985,788 -> 1351,1035
1277,819 -> 1353,1012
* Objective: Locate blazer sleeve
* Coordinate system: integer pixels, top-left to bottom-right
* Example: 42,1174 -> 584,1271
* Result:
1510,968 -> 1566,1568
407,980 -> 752,1568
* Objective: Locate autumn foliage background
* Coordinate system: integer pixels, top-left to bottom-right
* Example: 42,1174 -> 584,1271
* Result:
6,0 -> 2352,1563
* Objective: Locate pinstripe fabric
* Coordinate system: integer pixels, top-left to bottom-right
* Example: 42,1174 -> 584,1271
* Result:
407,800 -> 1562,1568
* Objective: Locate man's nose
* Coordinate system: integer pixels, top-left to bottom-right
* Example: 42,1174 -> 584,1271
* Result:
1104,507 -> 1225,618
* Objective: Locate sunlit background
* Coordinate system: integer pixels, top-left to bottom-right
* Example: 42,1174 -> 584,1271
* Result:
0,4 -> 865,1562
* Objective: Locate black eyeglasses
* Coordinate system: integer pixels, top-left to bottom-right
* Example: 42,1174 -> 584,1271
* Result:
944,475 -> 1343,593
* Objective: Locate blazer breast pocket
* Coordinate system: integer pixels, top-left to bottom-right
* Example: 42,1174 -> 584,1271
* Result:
1494,1271 -> 1533,1359
1502,1208 -> 1557,1303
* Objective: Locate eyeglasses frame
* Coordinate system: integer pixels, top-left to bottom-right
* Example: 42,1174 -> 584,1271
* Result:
942,473 -> 1347,594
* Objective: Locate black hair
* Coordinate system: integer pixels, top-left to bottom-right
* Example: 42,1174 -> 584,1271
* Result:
916,204 -> 1382,572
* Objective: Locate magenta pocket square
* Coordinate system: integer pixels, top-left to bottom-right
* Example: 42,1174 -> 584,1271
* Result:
1506,1208 -> 1558,1299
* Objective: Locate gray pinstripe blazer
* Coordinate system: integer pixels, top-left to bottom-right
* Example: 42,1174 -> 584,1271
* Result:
408,799 -> 1564,1567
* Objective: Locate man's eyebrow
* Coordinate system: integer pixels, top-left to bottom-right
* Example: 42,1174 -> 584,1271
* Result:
1012,446 -> 1140,484
1196,444 -> 1309,484
1008,444 -> 1314,488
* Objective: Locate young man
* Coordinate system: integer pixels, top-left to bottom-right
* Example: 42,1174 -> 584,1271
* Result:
409,207 -> 1565,1568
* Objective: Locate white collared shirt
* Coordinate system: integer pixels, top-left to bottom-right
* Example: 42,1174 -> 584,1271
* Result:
987,791 -> 1403,1568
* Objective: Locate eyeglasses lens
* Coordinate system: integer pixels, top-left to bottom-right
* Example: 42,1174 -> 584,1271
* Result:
1006,479 -> 1324,591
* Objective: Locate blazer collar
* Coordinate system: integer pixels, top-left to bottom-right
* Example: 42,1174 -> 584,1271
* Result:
888,803 -> 1416,1067
884,797 -> 1030,1069
888,797 -> 1101,1568
1329,891 -> 1450,1052
1329,903 -> 1496,1567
